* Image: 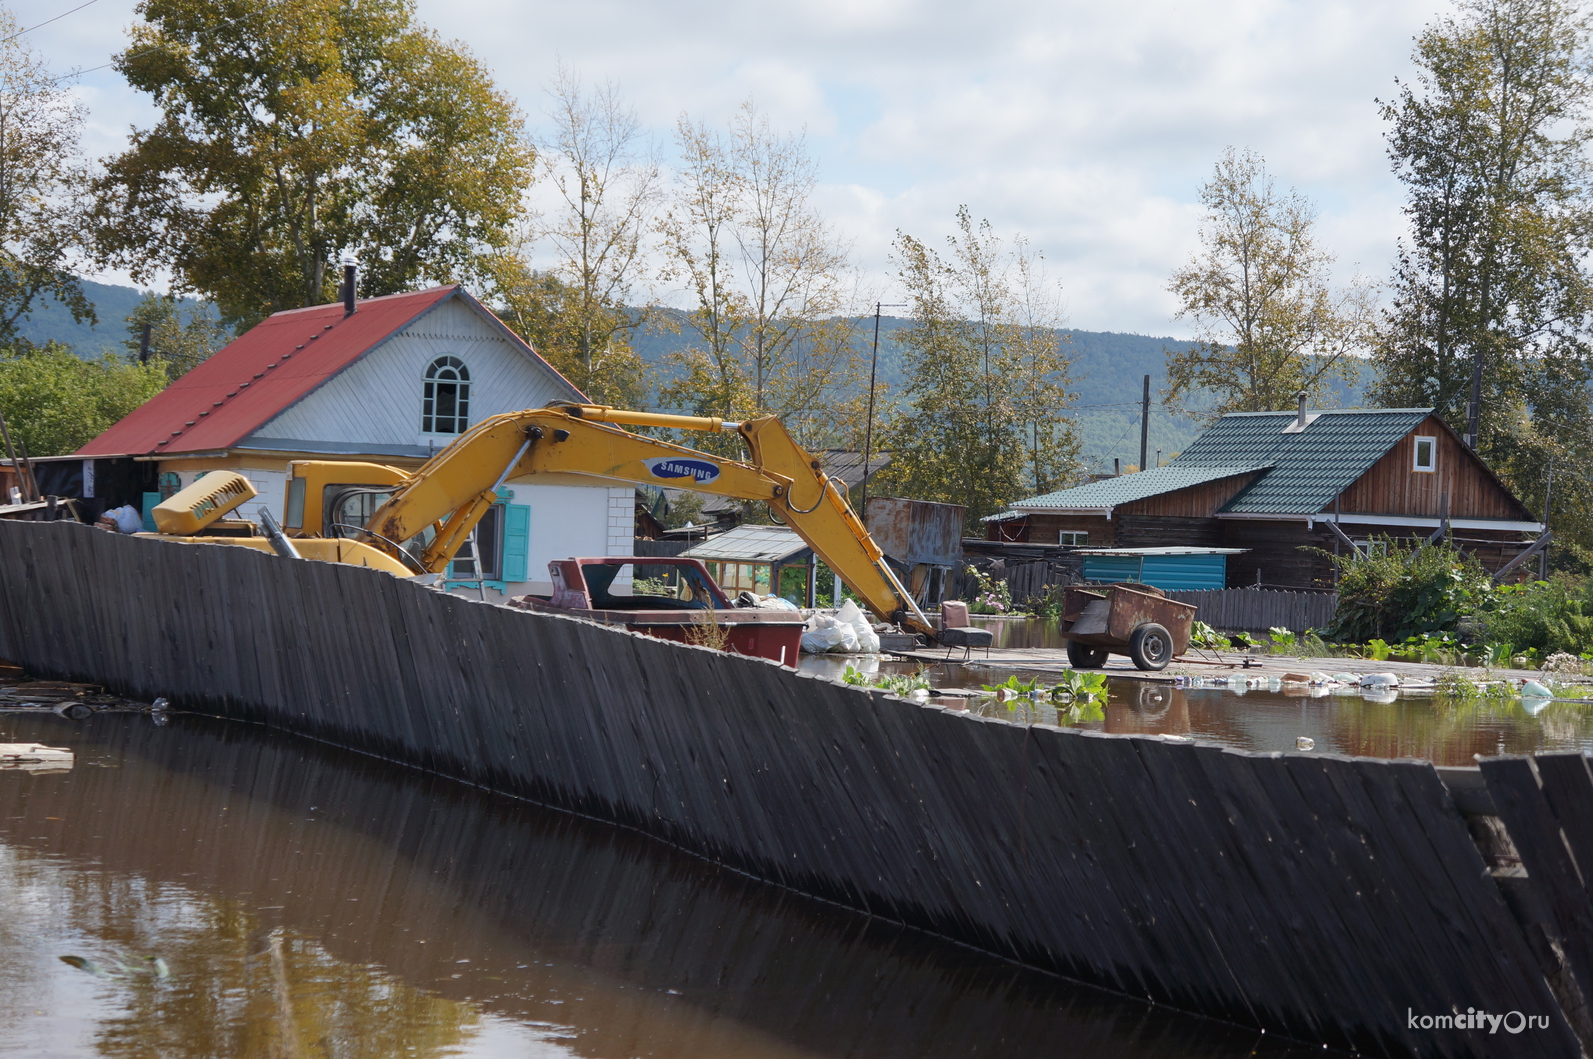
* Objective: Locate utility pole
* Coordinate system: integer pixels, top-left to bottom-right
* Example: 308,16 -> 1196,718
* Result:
1138,374 -> 1151,473
860,302 -> 905,517
1541,455 -> 1555,580
138,322 -> 152,364
1465,348 -> 1484,448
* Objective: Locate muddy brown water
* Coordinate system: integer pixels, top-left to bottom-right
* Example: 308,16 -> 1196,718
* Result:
0,711 -> 1336,1058
800,618 -> 1593,767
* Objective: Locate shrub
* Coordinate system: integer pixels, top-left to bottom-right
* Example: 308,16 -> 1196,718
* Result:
964,565 -> 1012,614
1324,538 -> 1491,643
1473,580 -> 1593,658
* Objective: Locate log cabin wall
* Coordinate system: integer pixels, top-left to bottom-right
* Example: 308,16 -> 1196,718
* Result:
1114,515 -> 1224,548
1334,415 -> 1532,520
1019,513 -> 1114,547
1219,520 -> 1338,590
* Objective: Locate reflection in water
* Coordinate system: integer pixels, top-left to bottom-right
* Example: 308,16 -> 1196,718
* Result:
0,848 -> 487,1058
964,679 -> 1593,766
0,712 -> 1324,1058
797,618 -> 1593,764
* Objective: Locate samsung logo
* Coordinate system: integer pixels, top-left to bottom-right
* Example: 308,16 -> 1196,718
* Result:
644,457 -> 721,484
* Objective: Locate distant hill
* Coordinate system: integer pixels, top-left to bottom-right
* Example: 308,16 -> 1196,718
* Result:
15,278 -> 208,359
18,281 -> 1370,470
632,314 -> 1372,475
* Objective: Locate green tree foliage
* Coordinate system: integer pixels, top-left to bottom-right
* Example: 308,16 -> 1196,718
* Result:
90,0 -> 534,330
0,10 -> 94,344
491,68 -> 654,406
0,343 -> 166,456
1165,148 -> 1372,418
874,208 -> 1080,529
1374,0 -> 1593,569
1477,579 -> 1593,655
655,103 -> 865,454
1324,537 -> 1492,642
122,294 -> 228,381
491,266 -> 644,406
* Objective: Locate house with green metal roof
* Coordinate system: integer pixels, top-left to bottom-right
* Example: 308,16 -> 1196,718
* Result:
989,403 -> 1542,590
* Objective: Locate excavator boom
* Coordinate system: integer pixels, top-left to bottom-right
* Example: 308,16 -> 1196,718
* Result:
359,403 -> 932,634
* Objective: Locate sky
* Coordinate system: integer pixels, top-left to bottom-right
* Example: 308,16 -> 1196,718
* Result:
20,0 -> 1448,336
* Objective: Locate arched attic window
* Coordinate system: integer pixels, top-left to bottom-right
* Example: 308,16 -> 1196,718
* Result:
422,356 -> 470,434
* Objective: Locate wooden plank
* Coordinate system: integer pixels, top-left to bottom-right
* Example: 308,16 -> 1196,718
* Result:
1482,755 -> 1593,1021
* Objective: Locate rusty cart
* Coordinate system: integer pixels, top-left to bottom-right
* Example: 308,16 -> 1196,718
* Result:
1059,583 -> 1197,672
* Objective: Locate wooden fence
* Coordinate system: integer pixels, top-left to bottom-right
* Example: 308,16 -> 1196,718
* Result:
953,561 -> 1340,633
1165,589 -> 1339,633
0,519 -> 1585,1058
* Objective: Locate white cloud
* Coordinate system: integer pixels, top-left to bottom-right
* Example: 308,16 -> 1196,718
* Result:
19,0 -> 1449,332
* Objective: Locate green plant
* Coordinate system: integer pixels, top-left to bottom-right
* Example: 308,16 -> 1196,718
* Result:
1472,580 -> 1593,658
1058,699 -> 1105,725
1365,638 -> 1392,661
980,674 -> 1039,696
964,565 -> 1013,615
1432,670 -> 1481,702
1024,583 -> 1069,621
1190,621 -> 1232,650
1268,627 -> 1298,653
1324,537 -> 1491,642
843,665 -> 932,697
632,576 -> 671,596
1054,669 -> 1107,699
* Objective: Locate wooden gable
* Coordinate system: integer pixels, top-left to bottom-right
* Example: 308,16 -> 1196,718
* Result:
1333,414 -> 1534,521
1114,470 -> 1267,518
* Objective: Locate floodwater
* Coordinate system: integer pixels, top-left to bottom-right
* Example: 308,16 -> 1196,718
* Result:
0,710 -> 1334,1058
798,617 -> 1593,767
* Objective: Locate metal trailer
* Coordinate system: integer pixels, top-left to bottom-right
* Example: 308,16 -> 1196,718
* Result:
1058,583 -> 1197,672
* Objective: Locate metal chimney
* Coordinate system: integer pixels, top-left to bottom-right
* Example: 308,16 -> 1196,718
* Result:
341,251 -> 358,316
1296,390 -> 1308,430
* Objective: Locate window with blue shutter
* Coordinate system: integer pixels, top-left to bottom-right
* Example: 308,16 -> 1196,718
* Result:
501,503 -> 530,583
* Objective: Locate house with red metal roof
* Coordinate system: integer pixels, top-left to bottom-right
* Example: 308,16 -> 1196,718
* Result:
77,285 -> 635,596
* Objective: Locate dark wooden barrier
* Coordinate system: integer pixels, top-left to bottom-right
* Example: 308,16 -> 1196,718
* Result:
0,520 -> 1580,1058
1164,589 -> 1339,633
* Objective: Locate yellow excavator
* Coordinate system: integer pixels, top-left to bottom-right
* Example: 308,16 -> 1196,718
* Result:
149,402 -> 934,635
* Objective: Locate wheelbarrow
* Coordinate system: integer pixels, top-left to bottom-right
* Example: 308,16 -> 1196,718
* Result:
1059,583 -> 1196,672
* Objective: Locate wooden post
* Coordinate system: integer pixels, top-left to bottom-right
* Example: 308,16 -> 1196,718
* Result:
1138,375 -> 1150,473
0,410 -> 35,502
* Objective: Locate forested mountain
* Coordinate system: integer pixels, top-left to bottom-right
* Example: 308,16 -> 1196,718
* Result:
17,278 -> 206,358
19,284 -> 1367,472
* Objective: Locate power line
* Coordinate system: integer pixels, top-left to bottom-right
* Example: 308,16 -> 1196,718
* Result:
2,0 -> 103,43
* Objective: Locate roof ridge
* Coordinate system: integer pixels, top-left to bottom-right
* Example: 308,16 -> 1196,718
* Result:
1220,406 -> 1435,418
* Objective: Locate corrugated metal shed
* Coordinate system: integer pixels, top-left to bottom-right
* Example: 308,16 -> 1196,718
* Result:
1174,408 -> 1432,514
679,524 -> 811,564
1009,464 -> 1272,510
865,496 -> 964,566
1079,546 -> 1247,591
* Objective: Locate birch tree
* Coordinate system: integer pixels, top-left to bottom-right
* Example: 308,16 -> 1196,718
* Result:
656,103 -> 864,452
1165,148 -> 1371,418
1374,0 -> 1593,569
0,9 -> 93,344
494,69 -> 655,406
875,208 -> 1079,528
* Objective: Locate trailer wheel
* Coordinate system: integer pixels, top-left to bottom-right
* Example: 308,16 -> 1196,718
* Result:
1129,623 -> 1173,671
1066,640 -> 1108,669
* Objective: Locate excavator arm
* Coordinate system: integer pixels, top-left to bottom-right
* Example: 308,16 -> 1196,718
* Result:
359,402 -> 933,634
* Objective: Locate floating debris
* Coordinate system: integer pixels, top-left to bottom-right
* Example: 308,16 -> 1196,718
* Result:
0,743 -> 72,772
1296,737 -> 1315,751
